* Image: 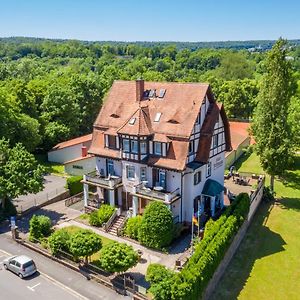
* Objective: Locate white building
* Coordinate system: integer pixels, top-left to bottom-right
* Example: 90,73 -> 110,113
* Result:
48,134 -> 92,164
83,80 -> 231,224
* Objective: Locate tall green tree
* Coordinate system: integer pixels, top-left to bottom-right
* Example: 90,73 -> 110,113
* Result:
0,139 -> 44,209
252,39 -> 295,191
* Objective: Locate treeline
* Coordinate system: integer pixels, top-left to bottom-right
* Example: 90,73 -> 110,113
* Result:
0,38 -> 299,153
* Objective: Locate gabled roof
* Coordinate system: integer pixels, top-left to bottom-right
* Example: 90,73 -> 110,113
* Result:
90,80 -> 231,171
50,134 -> 92,151
94,80 -> 210,139
117,106 -> 153,136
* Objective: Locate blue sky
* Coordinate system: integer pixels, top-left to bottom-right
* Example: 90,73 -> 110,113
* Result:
0,0 -> 299,42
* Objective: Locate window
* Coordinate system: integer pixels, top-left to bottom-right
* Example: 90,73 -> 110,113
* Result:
149,89 -> 156,98
206,162 -> 212,177
154,142 -> 162,155
140,141 -> 147,154
189,140 -> 194,154
196,113 -> 201,124
212,135 -> 218,149
108,135 -> 116,149
107,159 -> 114,175
140,167 -> 147,182
194,171 -> 201,185
131,140 -> 138,154
158,89 -> 166,98
154,112 -> 162,122
126,165 -> 135,180
122,139 -> 130,152
158,169 -> 166,189
73,165 -> 83,170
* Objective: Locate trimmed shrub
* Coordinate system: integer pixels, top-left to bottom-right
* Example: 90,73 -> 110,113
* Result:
66,176 -> 83,195
99,242 -> 138,273
124,215 -> 142,240
98,204 -> 115,225
29,214 -> 51,242
138,201 -> 174,249
88,204 -> 115,227
146,263 -> 174,285
69,229 -> 102,261
89,210 -> 101,226
48,228 -> 71,256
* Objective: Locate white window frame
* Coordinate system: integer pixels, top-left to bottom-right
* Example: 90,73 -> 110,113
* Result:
126,165 -> 135,180
140,167 -> 147,182
123,139 -> 130,152
140,141 -> 147,154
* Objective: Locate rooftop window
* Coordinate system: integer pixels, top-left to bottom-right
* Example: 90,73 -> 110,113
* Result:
158,89 -> 166,98
129,118 -> 136,125
154,112 -> 162,122
149,89 -> 156,98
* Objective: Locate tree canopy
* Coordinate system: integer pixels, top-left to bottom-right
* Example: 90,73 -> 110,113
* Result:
252,39 -> 295,190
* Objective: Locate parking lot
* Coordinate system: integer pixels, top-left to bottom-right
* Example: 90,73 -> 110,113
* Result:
0,249 -> 86,300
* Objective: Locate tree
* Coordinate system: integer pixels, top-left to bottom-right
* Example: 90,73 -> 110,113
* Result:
99,242 -> 138,273
252,39 -> 295,191
289,96 -> 300,147
48,228 -> 71,256
138,201 -> 174,249
0,139 -> 44,210
69,229 -> 102,263
29,214 -> 51,242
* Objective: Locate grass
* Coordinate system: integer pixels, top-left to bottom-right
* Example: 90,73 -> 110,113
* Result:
211,152 -> 300,300
35,153 -> 66,176
63,225 -> 114,265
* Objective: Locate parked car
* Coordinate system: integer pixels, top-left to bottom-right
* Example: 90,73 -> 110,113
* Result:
3,255 -> 37,278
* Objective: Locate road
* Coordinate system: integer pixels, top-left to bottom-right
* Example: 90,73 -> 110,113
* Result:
0,233 -> 129,300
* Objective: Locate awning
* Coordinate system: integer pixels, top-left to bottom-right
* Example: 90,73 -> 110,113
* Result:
202,179 -> 224,197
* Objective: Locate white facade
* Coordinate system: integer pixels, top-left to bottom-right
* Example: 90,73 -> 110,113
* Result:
64,156 -> 96,176
84,95 -> 227,224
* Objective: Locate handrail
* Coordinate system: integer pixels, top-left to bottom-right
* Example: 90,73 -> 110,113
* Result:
116,214 -> 128,236
104,208 -> 118,232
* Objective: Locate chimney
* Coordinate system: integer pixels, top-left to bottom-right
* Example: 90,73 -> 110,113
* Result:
81,146 -> 87,157
136,79 -> 144,102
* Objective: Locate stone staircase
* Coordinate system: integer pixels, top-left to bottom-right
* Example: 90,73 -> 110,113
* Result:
107,215 -> 126,236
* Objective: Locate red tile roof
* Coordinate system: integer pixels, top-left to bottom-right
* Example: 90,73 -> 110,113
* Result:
50,134 -> 92,151
64,154 -> 94,164
229,121 -> 253,150
90,80 -> 231,171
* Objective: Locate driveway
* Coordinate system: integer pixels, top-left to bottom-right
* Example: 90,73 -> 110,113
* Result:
13,175 -> 67,213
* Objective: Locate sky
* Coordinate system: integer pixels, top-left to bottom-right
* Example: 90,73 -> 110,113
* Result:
0,0 -> 299,42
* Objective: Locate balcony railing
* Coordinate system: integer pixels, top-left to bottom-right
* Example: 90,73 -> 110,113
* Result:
84,171 -> 122,189
133,184 -> 180,203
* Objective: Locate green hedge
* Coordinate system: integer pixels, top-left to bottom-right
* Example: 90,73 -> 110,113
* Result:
147,193 -> 250,300
124,215 -> 142,240
66,176 -> 83,195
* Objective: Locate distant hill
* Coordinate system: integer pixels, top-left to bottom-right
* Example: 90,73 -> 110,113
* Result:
1,36 -> 300,51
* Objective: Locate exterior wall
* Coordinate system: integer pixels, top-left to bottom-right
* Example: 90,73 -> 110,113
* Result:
95,157 -> 122,177
48,144 -> 85,163
64,156 -> 96,176
225,137 -> 250,169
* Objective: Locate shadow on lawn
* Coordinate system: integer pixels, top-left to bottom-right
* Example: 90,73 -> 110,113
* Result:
210,201 -> 286,300
277,198 -> 300,212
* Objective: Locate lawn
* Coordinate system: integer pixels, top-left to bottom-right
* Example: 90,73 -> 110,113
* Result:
63,225 -> 114,265
35,153 -> 66,176
211,152 -> 300,300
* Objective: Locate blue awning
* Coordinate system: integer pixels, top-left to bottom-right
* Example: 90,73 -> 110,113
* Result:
202,179 -> 224,197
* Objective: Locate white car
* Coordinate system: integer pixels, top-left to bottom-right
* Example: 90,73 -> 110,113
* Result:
3,255 -> 37,278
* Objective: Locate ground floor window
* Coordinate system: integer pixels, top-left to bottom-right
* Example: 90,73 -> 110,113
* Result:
126,165 -> 135,180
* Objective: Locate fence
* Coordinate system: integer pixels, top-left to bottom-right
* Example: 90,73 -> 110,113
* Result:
14,187 -> 69,215
64,192 -> 83,207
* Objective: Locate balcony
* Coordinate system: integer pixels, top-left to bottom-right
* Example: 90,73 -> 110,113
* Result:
84,171 -> 122,189
133,183 -> 180,203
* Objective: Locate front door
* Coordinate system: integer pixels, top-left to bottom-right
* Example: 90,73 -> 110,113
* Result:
204,196 -> 211,216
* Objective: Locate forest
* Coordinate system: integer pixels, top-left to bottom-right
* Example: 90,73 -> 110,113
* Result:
0,37 -> 299,153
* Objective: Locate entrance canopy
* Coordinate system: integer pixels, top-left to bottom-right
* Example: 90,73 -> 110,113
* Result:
202,179 -> 223,197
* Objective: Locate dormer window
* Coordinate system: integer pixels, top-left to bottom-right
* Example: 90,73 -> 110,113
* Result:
154,112 -> 162,122
149,89 -> 156,98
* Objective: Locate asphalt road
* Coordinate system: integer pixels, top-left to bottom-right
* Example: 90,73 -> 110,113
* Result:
0,233 -> 129,300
